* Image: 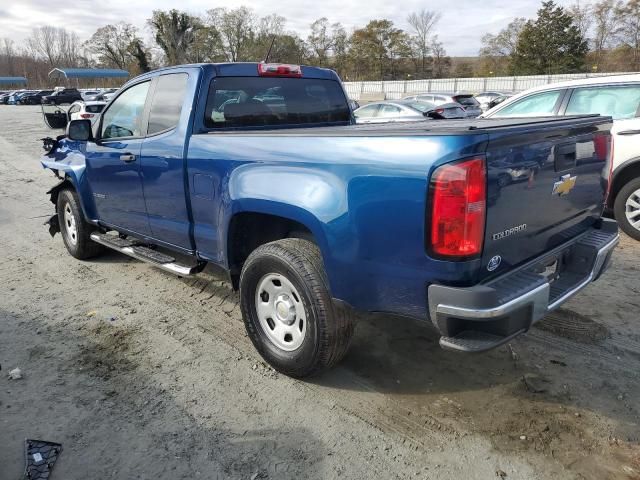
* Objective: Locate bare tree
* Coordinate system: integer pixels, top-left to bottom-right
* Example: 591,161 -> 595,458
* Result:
407,9 -> 441,77
568,0 -> 593,40
1,38 -> 16,75
593,0 -> 622,64
26,27 -> 85,68
206,7 -> 256,62
479,18 -> 526,75
615,0 -> 640,69
149,9 -> 202,65
431,36 -> 450,78
307,18 -> 334,66
85,23 -> 138,69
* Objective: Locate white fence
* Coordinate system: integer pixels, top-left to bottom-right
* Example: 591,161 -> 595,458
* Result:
343,72 -> 640,100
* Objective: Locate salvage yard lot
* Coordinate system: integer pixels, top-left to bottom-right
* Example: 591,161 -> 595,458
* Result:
0,106 -> 639,480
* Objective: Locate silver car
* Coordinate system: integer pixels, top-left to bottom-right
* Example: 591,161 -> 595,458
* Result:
404,93 -> 483,118
354,100 -> 465,124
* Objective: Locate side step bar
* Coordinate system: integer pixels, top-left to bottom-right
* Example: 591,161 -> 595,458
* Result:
90,233 -> 205,276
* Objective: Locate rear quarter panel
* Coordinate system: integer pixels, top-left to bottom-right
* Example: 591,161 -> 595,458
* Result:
187,132 -> 488,318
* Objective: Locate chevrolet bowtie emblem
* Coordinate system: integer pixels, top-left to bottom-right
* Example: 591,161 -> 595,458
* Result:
552,174 -> 577,196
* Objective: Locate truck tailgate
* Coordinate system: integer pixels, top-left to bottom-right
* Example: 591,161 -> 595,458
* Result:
481,116 -> 612,280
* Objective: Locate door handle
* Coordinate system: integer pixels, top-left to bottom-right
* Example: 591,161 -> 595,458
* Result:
618,130 -> 640,136
120,153 -> 136,163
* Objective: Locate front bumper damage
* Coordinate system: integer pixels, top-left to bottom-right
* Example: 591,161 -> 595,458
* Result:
428,219 -> 619,352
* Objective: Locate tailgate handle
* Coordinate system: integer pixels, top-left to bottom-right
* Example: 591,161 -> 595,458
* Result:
554,142 -> 576,171
120,153 -> 136,163
618,130 -> 640,136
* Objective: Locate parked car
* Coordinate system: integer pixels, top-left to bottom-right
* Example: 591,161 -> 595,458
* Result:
404,93 -> 483,117
475,92 -> 507,111
13,91 -> 38,104
86,88 -> 118,102
68,101 -> 107,125
20,90 -> 54,105
482,74 -> 640,240
40,62 -> 618,377
486,94 -> 511,110
42,88 -> 83,105
354,100 -> 465,123
80,90 -> 102,101
402,99 -> 467,119
6,90 -> 30,105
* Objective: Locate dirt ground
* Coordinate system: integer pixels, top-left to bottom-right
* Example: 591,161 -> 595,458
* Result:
0,106 -> 639,480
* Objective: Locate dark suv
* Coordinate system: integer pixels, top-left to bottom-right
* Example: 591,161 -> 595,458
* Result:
41,88 -> 82,105
21,90 -> 54,105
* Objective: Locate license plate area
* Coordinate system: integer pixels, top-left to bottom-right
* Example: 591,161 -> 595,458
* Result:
532,256 -> 560,283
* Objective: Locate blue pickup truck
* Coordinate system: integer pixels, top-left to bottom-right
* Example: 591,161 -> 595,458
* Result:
40,62 -> 619,377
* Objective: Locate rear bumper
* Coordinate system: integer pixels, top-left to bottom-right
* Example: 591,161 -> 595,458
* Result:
428,219 -> 619,352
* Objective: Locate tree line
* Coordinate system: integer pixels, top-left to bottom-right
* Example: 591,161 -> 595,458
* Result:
1,1 -> 639,88
479,0 -> 640,76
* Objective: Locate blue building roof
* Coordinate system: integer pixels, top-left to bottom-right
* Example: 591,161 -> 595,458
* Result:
48,68 -> 129,79
0,77 -> 27,85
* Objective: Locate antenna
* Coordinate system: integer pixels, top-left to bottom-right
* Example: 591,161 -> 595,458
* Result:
263,36 -> 276,64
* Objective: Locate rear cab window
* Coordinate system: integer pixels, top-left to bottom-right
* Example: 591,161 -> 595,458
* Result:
565,84 -> 640,120
204,76 -> 350,129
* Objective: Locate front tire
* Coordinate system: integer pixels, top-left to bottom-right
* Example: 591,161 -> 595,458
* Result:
239,239 -> 355,378
614,178 -> 640,241
57,189 -> 104,259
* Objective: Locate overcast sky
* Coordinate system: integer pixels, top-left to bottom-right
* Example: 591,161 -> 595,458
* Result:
1,0 -> 577,56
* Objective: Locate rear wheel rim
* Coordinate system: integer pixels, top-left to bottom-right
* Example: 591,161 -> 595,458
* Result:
255,273 -> 307,352
63,202 -> 78,246
625,188 -> 640,232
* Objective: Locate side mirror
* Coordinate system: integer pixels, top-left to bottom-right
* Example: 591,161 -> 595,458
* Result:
66,119 -> 93,142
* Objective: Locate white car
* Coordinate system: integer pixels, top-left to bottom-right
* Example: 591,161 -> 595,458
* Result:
68,101 -> 107,125
80,90 -> 102,101
482,74 -> 640,240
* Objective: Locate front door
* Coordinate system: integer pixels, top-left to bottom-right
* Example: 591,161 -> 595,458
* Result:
86,80 -> 152,236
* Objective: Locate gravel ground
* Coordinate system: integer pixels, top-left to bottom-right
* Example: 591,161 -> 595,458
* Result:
0,106 -> 639,480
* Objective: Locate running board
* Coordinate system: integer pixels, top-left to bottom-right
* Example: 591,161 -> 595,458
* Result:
90,233 -> 204,276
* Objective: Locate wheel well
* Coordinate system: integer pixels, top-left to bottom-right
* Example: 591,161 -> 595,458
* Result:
48,177 -> 75,207
227,212 -> 316,288
609,161 -> 640,208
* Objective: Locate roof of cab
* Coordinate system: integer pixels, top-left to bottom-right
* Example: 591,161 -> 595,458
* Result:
132,62 -> 341,82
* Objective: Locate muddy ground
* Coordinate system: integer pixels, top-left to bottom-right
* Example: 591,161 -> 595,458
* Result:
0,106 -> 638,479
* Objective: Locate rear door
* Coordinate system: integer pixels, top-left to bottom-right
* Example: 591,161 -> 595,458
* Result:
139,71 -> 193,250
86,80 -> 151,235
481,117 -> 612,279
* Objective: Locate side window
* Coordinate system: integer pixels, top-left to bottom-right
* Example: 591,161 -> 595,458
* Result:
418,95 -> 434,103
101,81 -> 150,139
355,104 -> 380,118
68,104 -> 80,114
566,85 -> 640,120
378,105 -> 402,117
494,90 -> 563,117
147,73 -> 189,135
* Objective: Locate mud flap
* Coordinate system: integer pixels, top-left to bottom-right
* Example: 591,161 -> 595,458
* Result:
23,439 -> 62,479
45,214 -> 59,238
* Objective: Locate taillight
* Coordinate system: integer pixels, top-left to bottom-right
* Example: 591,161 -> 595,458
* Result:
80,113 -> 94,118
429,157 -> 486,259
257,63 -> 302,77
593,133 -> 609,161
605,134 -> 615,202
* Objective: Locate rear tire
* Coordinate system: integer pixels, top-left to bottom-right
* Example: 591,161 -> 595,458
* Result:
57,189 -> 104,260
614,178 -> 640,241
239,238 -> 355,378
